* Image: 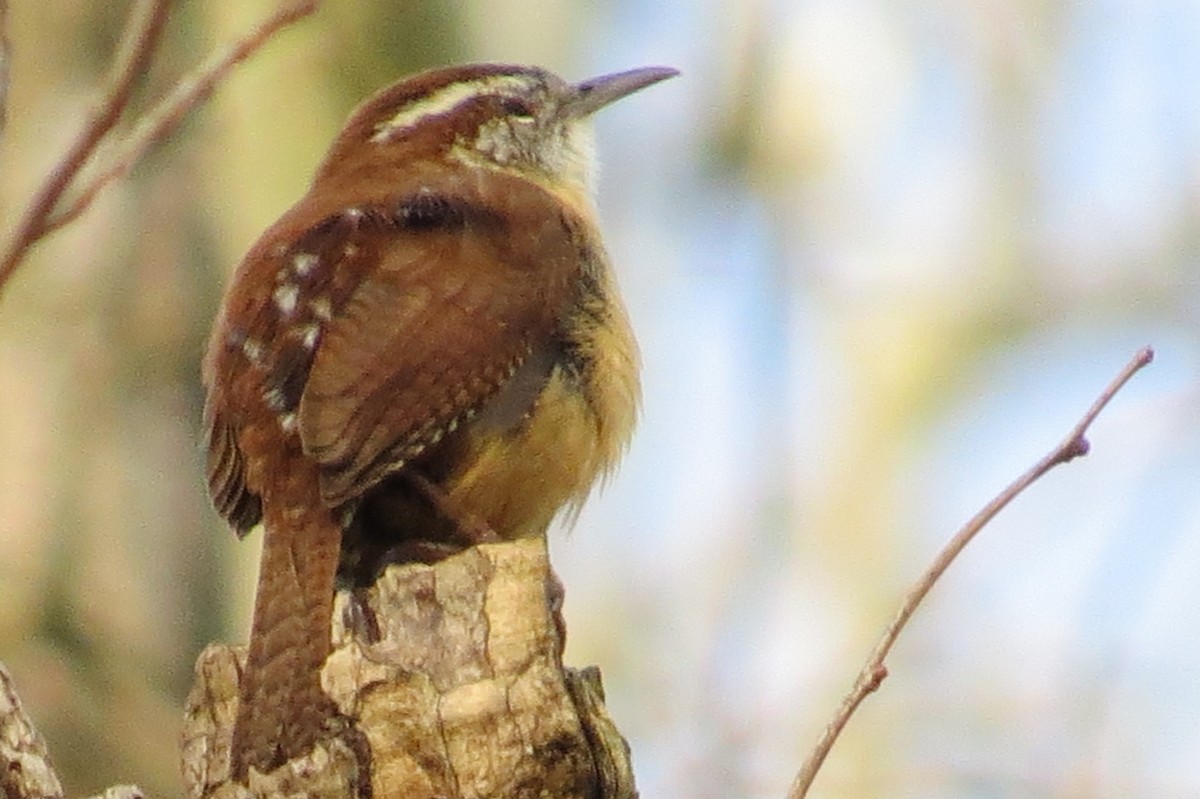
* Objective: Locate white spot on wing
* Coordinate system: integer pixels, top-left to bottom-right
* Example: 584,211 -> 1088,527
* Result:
241,338 -> 264,363
273,284 -> 299,316
264,387 -> 287,411
280,413 -> 298,433
300,324 -> 321,350
310,297 -> 332,320
292,252 -> 319,276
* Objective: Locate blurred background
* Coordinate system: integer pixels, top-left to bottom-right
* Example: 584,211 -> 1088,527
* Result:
1,0 -> 1198,796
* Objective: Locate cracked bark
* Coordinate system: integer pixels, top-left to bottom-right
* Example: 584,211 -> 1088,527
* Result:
180,537 -> 637,799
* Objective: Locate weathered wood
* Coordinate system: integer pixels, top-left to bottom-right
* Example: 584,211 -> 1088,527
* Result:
181,537 -> 637,799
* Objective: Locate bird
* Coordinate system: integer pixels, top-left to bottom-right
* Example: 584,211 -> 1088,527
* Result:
201,62 -> 676,779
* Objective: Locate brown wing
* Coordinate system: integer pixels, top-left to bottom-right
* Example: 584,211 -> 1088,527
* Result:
299,180 -> 582,508
204,408 -> 263,535
202,205 -> 366,535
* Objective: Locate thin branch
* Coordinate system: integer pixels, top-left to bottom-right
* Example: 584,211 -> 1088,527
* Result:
0,0 -> 11,134
43,0 -> 320,236
787,345 -> 1155,799
0,0 -> 321,300
0,0 -> 170,296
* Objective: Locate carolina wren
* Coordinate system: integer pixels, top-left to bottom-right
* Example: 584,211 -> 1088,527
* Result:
202,63 -> 676,779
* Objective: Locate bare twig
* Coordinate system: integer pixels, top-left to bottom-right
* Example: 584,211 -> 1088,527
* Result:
0,0 -> 321,300
43,0 -> 320,236
787,345 -> 1155,799
0,0 -> 11,134
0,0 -> 170,296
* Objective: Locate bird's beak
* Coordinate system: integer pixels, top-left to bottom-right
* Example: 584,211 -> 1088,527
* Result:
562,65 -> 679,119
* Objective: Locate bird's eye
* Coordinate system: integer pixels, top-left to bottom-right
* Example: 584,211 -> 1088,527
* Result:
499,97 -> 535,119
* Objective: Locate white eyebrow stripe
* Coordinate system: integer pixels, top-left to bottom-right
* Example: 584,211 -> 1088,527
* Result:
370,76 -> 529,142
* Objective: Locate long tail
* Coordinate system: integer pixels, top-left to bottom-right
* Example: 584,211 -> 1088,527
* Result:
230,465 -> 342,780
